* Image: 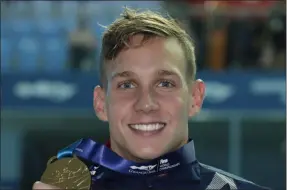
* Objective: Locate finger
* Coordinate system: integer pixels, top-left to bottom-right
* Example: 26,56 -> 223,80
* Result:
33,181 -> 60,189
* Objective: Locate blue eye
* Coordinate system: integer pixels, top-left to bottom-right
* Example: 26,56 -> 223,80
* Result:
118,82 -> 136,89
158,80 -> 175,88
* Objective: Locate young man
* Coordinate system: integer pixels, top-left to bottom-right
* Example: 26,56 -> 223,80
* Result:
33,9 -> 269,190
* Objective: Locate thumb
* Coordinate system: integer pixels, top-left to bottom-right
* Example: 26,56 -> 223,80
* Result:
33,181 -> 60,189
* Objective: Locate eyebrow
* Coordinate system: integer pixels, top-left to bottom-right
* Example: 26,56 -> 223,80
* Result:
111,69 -> 179,80
157,69 -> 178,77
111,71 -> 134,80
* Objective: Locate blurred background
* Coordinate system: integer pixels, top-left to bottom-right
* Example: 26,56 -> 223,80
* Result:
0,1 -> 286,190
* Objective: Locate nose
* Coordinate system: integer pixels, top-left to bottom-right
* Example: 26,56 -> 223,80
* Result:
134,89 -> 159,113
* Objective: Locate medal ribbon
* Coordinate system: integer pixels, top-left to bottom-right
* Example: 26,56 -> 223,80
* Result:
57,138 -> 197,176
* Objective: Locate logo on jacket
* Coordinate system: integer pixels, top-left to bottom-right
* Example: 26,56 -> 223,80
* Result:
130,164 -> 157,171
159,159 -> 180,171
129,164 -> 157,174
160,159 -> 168,164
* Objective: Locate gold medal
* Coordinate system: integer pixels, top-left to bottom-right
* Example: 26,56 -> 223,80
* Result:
41,156 -> 91,189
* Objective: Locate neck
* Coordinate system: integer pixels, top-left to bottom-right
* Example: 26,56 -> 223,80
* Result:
109,138 -> 188,163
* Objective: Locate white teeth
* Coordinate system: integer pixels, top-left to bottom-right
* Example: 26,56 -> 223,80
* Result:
130,123 -> 165,131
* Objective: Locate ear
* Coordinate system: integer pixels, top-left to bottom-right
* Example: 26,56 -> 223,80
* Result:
93,85 -> 108,121
188,79 -> 205,117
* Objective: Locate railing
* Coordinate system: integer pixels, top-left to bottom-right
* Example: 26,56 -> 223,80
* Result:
193,110 -> 285,176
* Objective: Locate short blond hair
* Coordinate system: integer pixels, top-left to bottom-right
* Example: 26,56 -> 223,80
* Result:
99,8 -> 196,86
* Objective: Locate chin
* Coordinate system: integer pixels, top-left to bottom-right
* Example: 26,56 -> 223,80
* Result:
133,147 -> 164,161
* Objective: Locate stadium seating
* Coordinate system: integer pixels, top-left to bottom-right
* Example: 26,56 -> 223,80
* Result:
1,19 -> 103,73
41,37 -> 68,72
1,38 -> 12,71
35,19 -> 66,37
0,1 -> 161,73
10,19 -> 37,37
16,37 -> 40,72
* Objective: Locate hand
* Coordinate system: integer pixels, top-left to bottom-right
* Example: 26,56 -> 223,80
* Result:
33,181 -> 60,189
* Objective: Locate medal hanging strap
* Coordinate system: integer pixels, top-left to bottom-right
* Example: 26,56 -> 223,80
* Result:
57,138 -> 197,175
57,138 -> 97,159
57,138 -> 132,174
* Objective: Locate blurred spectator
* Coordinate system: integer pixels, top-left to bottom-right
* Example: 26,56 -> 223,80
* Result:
227,19 -> 265,69
162,1 -> 206,70
258,1 -> 286,70
68,16 -> 97,71
268,2 -> 286,69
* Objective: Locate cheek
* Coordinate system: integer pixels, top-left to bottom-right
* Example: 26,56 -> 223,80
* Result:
158,92 -> 188,118
107,91 -> 135,119
159,94 -> 188,138
109,91 -> 135,107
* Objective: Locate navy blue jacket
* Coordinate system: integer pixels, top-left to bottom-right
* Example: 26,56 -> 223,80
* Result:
89,162 -> 270,190
56,139 -> 270,190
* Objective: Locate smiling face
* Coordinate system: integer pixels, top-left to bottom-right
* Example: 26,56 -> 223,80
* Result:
94,35 -> 205,161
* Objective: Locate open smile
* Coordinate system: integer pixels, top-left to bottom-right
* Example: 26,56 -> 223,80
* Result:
128,122 -> 166,136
